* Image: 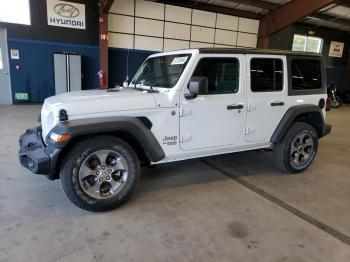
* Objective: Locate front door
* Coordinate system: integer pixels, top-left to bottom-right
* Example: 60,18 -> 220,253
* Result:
0,27 -> 12,104
179,55 -> 245,151
245,55 -> 288,142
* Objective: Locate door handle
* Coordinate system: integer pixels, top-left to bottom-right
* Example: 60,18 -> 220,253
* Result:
270,101 -> 285,106
227,104 -> 244,110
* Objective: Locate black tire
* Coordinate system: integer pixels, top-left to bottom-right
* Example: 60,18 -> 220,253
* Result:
273,122 -> 318,174
61,136 -> 140,212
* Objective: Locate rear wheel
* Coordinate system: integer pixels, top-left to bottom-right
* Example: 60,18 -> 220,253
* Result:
273,122 -> 318,173
61,136 -> 140,212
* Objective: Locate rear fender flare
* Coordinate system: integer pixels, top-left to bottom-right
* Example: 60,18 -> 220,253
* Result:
271,105 -> 326,143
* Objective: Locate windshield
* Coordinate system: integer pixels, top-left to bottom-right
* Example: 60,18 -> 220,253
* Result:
131,54 -> 191,89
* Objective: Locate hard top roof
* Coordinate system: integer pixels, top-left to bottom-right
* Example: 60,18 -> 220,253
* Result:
198,48 -> 323,57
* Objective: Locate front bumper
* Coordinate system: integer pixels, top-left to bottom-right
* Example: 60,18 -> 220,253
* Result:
18,126 -> 60,179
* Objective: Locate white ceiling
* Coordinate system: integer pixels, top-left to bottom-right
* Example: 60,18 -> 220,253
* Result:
303,3 -> 350,31
171,0 -> 350,32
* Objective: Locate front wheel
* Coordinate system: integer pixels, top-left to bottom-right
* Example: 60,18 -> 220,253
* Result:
273,122 -> 318,173
60,136 -> 140,212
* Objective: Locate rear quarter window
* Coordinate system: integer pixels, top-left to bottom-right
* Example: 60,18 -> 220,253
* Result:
291,59 -> 322,90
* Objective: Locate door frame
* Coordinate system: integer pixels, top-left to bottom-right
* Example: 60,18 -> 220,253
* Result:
0,27 -> 12,104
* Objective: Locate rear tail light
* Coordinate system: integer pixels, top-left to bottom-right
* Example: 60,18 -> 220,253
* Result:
318,98 -> 325,109
326,98 -> 331,111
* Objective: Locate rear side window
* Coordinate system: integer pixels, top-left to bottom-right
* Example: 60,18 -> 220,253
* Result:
192,58 -> 239,95
291,59 -> 322,90
250,58 -> 283,92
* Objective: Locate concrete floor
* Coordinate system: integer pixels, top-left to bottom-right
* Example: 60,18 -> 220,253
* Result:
0,105 -> 349,262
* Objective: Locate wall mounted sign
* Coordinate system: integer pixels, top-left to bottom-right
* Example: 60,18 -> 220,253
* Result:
46,0 -> 86,30
10,49 -> 20,60
15,92 -> 29,101
329,41 -> 344,58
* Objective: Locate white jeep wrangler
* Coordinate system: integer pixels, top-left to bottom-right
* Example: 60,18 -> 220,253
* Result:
19,48 -> 331,211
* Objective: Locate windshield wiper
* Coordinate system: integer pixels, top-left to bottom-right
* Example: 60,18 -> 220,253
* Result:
131,80 -> 159,93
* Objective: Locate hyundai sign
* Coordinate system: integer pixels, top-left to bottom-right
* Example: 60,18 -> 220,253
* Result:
47,0 -> 86,30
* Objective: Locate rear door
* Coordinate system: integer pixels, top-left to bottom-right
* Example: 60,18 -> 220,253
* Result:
245,55 -> 288,142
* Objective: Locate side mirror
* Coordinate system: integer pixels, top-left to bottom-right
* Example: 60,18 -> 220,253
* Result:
185,77 -> 208,99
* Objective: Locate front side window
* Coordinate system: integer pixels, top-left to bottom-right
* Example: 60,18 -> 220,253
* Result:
250,58 -> 283,92
292,59 -> 322,90
192,58 -> 239,95
131,54 -> 191,89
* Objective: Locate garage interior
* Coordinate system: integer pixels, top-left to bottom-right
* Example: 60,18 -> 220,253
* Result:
1,0 -> 350,261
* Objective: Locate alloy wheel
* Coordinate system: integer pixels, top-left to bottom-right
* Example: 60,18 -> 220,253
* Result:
78,149 -> 129,199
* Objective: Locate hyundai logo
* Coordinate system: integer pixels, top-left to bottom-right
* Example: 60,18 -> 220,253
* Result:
54,3 -> 79,18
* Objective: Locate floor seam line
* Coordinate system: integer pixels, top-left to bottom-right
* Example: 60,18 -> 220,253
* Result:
201,159 -> 350,246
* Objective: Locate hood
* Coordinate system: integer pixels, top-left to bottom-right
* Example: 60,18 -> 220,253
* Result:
44,88 -> 157,116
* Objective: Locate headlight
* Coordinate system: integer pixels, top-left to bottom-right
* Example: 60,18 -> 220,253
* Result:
49,132 -> 71,142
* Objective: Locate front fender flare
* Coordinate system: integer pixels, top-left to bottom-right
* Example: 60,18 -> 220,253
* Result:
49,116 -> 165,162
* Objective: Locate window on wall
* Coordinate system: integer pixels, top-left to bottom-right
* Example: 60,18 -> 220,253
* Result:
291,59 -> 322,90
0,0 -> 31,25
292,34 -> 323,53
250,58 -> 283,92
192,58 -> 239,95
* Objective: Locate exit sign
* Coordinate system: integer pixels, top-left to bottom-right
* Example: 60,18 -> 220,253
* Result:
15,92 -> 29,101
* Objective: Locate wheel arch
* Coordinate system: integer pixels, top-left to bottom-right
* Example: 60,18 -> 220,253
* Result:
48,116 -> 165,180
271,105 -> 326,144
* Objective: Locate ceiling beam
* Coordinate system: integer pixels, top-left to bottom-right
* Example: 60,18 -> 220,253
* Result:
150,0 -> 260,19
223,0 -> 280,10
257,0 -> 336,48
100,0 -> 115,14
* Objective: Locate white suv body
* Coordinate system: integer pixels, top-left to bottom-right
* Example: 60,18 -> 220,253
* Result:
19,48 -> 331,211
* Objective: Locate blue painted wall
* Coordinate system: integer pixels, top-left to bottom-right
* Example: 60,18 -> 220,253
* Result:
8,38 -> 99,103
108,48 -> 155,88
0,0 -> 99,104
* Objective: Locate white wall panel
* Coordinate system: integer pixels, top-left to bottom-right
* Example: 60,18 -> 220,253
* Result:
109,33 -> 134,49
135,36 -> 163,51
191,26 -> 215,43
164,22 -> 190,40
192,9 -> 216,27
108,0 -> 260,52
135,18 -> 164,37
135,0 -> 164,20
110,0 -> 134,15
164,39 -> 189,51
215,29 -> 237,46
237,32 -> 257,47
238,18 -> 259,34
190,42 -> 214,48
108,14 -> 134,34
165,5 -> 191,24
216,14 -> 238,31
